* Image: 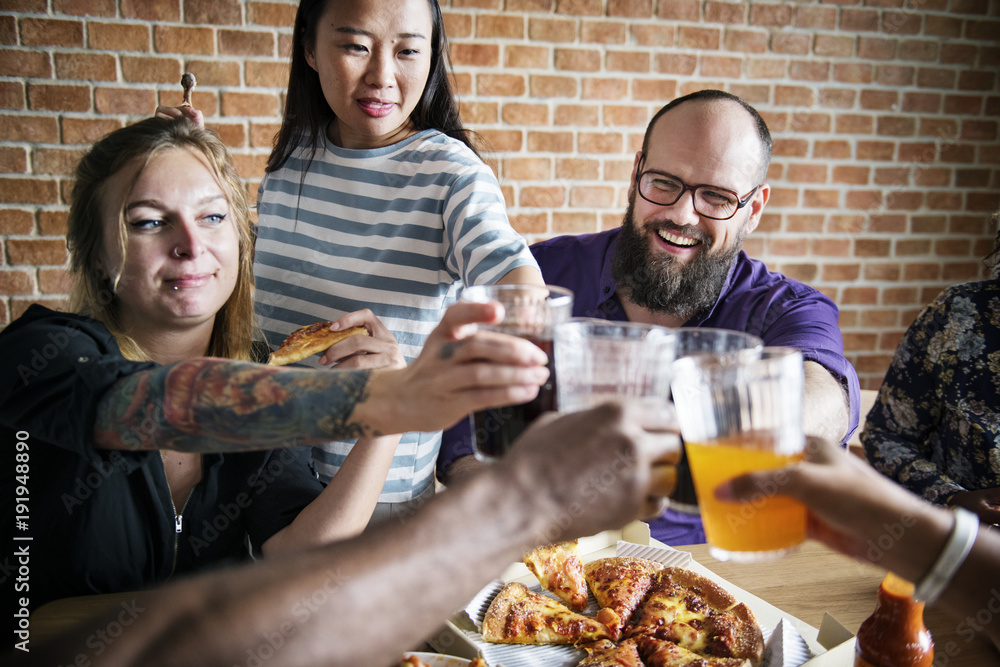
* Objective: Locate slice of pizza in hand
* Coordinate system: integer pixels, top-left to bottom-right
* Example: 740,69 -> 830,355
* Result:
625,567 -> 764,663
523,540 -> 589,611
635,635 -> 752,667
267,322 -> 369,366
584,556 -> 663,641
482,582 -> 613,645
577,638 -> 644,667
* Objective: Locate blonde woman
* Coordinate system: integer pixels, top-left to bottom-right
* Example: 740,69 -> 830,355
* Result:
0,117 -> 548,620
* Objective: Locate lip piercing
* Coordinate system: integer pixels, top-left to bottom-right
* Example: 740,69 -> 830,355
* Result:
172,286 -> 179,291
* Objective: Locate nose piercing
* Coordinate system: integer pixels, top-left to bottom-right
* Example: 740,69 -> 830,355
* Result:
172,247 -> 182,258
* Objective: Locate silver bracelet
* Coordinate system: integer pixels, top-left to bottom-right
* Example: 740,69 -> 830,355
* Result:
913,507 -> 980,605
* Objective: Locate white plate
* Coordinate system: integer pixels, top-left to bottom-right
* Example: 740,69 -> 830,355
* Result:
402,652 -> 473,666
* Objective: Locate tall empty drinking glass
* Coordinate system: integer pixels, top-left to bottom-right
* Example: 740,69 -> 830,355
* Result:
669,329 -> 763,513
555,319 -> 677,413
461,284 -> 573,461
671,347 -> 807,562
674,328 -> 763,359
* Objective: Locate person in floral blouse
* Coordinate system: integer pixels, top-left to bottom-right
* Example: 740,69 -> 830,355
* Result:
862,211 -> 1000,526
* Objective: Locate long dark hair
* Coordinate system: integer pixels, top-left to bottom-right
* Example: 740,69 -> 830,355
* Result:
68,117 -> 257,362
266,0 -> 476,174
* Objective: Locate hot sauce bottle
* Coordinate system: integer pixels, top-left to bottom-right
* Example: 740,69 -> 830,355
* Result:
854,572 -> 934,667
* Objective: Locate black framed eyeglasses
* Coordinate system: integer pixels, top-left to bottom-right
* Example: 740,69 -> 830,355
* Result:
635,155 -> 759,221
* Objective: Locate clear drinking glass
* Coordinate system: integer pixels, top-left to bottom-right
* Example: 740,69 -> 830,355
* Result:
554,319 -> 677,413
673,327 -> 763,359
668,328 -> 763,513
460,284 -> 574,461
670,347 -> 807,562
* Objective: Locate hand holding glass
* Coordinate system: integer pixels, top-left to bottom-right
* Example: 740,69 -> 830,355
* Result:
461,284 -> 573,461
671,347 -> 807,562
556,319 -> 680,510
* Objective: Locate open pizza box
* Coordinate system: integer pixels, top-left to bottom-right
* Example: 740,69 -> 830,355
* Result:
428,521 -> 858,666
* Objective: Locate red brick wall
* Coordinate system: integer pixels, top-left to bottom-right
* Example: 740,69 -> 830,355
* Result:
1,0 -> 998,389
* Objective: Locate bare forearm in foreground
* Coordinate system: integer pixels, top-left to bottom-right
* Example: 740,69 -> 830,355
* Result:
23,448 -> 561,666
721,438 -> 1000,650
25,404 -> 677,667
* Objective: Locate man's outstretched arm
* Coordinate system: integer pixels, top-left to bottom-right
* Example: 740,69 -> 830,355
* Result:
22,403 -> 680,667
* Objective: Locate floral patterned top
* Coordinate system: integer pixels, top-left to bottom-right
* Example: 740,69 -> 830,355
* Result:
862,279 -> 1000,504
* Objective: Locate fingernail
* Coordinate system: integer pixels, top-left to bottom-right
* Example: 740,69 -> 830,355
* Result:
519,385 -> 542,402
492,303 -> 506,322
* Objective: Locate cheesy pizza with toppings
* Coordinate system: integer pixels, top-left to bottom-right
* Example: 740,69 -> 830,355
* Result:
480,553 -> 764,667
524,541 -> 589,611
482,582 -> 614,645
578,638 -> 644,666
585,556 -> 663,641
625,567 -> 763,662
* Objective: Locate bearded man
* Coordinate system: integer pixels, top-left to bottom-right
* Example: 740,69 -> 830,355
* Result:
439,90 -> 860,545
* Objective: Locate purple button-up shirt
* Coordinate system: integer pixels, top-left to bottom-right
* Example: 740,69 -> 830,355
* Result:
439,228 -> 861,545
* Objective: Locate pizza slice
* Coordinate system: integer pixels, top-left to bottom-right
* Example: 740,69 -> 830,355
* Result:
577,638 -> 644,666
625,567 -> 763,663
523,540 -> 589,611
635,635 -> 752,667
268,322 -> 368,366
481,582 -> 613,645
583,556 -> 663,641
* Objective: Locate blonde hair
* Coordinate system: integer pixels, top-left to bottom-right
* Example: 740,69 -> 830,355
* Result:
67,117 -> 257,361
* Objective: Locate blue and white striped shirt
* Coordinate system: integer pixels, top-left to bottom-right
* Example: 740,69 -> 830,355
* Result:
254,129 -> 537,501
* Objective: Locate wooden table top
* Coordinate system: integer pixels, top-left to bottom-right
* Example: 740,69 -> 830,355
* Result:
30,591 -> 129,646
679,540 -> 999,667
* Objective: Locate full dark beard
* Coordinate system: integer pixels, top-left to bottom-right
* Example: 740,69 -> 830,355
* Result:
611,200 -> 747,321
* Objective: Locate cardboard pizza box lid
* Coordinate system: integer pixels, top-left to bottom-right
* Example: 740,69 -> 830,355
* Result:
801,613 -> 856,665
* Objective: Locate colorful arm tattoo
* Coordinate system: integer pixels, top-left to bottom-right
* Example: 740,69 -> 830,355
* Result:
94,359 -> 374,452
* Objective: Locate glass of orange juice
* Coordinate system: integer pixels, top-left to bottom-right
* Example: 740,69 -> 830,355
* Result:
668,328 -> 763,514
670,347 -> 806,562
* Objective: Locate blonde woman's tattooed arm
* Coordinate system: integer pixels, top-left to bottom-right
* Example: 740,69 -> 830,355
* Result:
94,359 -> 374,452
93,302 -> 552,453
